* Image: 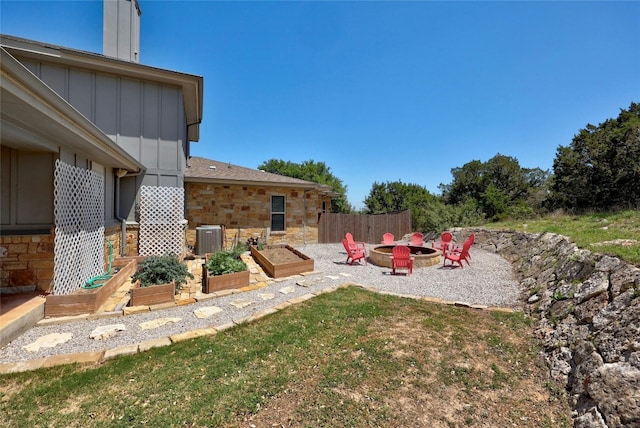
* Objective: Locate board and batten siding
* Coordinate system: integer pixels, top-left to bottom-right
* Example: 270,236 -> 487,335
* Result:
18,57 -> 189,220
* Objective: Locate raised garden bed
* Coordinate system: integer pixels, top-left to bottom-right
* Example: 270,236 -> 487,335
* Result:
250,244 -> 314,278
129,280 -> 176,306
45,257 -> 139,317
202,269 -> 250,293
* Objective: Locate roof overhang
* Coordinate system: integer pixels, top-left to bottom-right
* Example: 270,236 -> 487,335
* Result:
1,47 -> 145,171
0,35 -> 203,141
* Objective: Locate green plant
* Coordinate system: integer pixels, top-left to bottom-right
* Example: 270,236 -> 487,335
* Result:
131,254 -> 194,289
552,290 -> 566,301
206,250 -> 247,276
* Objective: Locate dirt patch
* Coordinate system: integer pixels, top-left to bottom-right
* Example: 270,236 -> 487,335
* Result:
255,247 -> 305,264
222,305 -> 572,428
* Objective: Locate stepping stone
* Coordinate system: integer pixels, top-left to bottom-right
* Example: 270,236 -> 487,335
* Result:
139,317 -> 182,330
90,324 -> 127,340
258,293 -> 275,300
326,275 -> 341,280
23,332 -> 73,353
230,299 -> 255,309
339,272 -> 352,277
297,277 -> 326,287
279,286 -> 296,294
193,306 -> 224,319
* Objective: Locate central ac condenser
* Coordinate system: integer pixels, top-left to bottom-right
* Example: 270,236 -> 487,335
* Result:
196,225 -> 222,255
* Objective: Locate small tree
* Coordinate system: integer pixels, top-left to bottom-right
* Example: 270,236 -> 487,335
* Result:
258,159 -> 353,213
549,102 -> 640,211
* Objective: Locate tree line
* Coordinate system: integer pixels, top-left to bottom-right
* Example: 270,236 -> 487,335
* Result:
259,102 -> 639,232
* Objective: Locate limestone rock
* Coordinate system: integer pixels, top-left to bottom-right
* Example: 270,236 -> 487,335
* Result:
574,292 -> 608,324
573,407 -> 608,428
594,297 -> 640,363
258,293 -> 275,300
23,332 -> 73,352
569,341 -> 604,404
90,324 -> 126,340
229,299 -> 254,309
193,306 -> 223,319
575,271 -> 609,304
588,362 -> 640,428
279,286 -> 296,294
139,317 -> 182,329
296,277 -> 326,287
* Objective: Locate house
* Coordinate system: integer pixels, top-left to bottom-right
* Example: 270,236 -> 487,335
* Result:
0,0 -> 203,296
185,157 -> 336,250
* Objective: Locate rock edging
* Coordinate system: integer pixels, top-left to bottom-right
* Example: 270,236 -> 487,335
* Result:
460,228 -> 639,428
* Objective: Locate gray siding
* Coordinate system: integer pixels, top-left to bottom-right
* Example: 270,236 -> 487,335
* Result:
0,147 -> 10,225
18,57 -> 190,221
1,146 -> 54,228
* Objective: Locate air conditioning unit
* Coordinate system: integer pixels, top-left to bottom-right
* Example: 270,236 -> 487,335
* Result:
196,225 -> 222,255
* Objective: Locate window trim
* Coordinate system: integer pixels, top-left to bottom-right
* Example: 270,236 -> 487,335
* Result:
270,194 -> 286,232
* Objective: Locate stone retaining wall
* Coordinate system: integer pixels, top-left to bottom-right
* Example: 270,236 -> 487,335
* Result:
456,228 -> 639,428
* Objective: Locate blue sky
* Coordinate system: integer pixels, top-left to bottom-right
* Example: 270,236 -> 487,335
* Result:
2,1 -> 638,209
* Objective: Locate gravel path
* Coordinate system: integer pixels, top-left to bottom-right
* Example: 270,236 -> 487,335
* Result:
0,243 -> 523,364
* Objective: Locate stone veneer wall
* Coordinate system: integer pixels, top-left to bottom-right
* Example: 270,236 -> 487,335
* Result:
0,226 -> 134,294
458,228 -> 639,428
0,231 -> 54,293
185,182 -> 330,249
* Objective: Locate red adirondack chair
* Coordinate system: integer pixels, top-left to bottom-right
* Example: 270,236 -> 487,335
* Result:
381,233 -> 395,245
432,231 -> 453,252
411,232 -> 424,247
443,236 -> 473,268
451,234 -> 475,264
342,239 -> 367,265
345,232 -> 366,251
391,245 -> 414,275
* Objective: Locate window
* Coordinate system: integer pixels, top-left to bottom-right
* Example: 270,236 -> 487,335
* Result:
271,195 -> 285,232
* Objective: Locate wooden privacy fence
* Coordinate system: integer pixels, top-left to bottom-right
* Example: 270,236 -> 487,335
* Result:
318,210 -> 412,244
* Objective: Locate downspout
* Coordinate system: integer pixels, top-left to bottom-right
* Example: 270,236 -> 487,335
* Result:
115,168 -> 143,256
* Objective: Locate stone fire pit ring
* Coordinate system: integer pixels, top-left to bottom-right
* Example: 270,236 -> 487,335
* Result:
369,245 -> 442,268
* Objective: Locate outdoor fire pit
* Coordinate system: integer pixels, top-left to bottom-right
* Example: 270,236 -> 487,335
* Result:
369,245 -> 441,268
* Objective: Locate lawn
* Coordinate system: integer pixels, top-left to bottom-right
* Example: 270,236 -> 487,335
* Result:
0,287 -> 571,427
487,209 -> 640,266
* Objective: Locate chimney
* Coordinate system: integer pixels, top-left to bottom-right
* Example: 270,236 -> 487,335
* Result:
103,0 -> 141,63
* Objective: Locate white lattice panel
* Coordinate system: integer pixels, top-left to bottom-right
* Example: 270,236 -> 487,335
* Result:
53,160 -> 104,295
139,186 -> 185,256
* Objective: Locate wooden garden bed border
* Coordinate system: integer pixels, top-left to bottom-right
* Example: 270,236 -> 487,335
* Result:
45,257 -> 140,317
250,244 -> 314,278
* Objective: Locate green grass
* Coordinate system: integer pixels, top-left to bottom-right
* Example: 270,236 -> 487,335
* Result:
0,287 -> 571,427
487,209 -> 640,265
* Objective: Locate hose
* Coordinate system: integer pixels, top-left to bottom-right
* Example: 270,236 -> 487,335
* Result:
83,240 -> 114,289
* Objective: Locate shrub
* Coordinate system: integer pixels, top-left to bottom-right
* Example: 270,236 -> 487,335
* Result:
131,254 -> 194,289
